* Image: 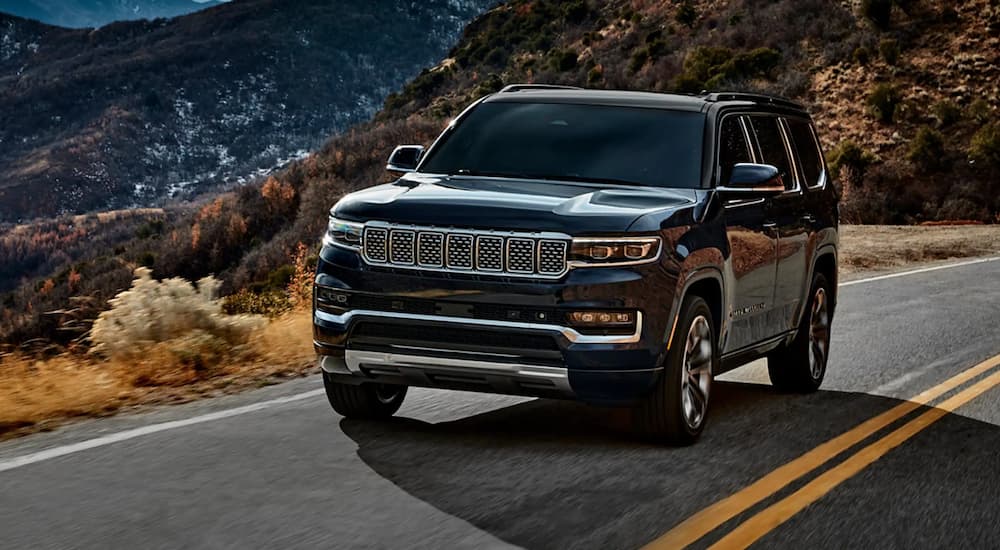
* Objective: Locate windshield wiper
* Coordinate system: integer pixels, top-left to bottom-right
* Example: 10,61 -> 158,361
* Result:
447,169 -> 643,187
515,173 -> 645,187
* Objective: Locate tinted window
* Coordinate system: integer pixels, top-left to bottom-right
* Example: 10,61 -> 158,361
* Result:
718,116 -> 753,186
749,116 -> 795,190
787,119 -> 823,188
420,102 -> 705,188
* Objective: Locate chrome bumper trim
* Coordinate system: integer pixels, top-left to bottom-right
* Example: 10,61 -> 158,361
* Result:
344,350 -> 573,394
314,309 -> 643,344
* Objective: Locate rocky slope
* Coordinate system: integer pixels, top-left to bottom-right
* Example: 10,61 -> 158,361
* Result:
0,0 -> 226,28
0,0 -> 497,222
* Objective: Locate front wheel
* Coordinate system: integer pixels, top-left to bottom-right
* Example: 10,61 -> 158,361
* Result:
767,272 -> 832,393
633,295 -> 716,445
323,371 -> 407,419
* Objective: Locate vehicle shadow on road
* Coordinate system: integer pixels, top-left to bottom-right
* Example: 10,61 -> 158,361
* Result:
339,381 -> 1000,550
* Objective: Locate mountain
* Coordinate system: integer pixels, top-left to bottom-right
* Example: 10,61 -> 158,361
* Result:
0,1 -> 228,29
2,0 -> 999,347
0,0 -> 497,222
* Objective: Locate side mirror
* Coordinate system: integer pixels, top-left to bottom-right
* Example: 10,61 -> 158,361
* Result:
386,145 -> 425,173
717,163 -> 785,197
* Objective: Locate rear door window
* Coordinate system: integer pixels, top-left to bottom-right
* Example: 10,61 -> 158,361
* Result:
718,115 -> 753,186
786,119 -> 824,188
749,116 -> 796,191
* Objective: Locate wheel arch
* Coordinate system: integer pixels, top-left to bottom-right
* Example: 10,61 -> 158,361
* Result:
811,245 -> 838,317
667,266 -> 725,353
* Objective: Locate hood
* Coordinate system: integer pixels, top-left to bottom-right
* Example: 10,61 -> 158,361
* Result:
333,173 -> 701,234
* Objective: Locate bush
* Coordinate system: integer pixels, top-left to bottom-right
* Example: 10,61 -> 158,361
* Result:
675,1 -> 698,28
932,100 -> 962,127
867,83 -> 902,123
629,48 -> 649,72
968,99 -> 993,124
550,49 -> 579,72
879,38 -> 900,65
862,0 -> 893,29
89,268 -> 265,359
587,66 -> 603,84
907,127 -> 946,171
853,46 -> 871,65
827,140 -> 876,181
970,124 -> 1000,171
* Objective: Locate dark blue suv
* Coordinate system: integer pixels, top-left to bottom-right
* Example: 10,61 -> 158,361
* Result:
313,85 -> 839,444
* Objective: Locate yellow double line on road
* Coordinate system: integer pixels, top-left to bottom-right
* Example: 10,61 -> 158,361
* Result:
645,352 -> 1000,550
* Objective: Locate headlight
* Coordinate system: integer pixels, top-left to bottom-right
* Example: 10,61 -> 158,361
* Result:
323,217 -> 364,250
568,236 -> 661,266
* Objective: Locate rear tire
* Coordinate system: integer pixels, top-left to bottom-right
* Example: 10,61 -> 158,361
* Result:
323,371 -> 407,419
633,295 -> 716,445
767,272 -> 832,393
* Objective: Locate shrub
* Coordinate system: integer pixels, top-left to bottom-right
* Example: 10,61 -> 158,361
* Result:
862,0 -> 893,29
932,100 -> 962,127
867,83 -> 902,123
907,127 -> 946,171
969,124 -> 1000,171
675,1 -> 698,28
853,46 -> 871,65
550,49 -> 579,72
827,140 -> 876,181
968,99 -> 993,124
879,38 -> 899,65
89,268 -> 265,359
629,48 -> 649,72
587,66 -> 603,84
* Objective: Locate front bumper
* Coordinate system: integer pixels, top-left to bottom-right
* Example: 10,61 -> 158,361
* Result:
313,245 -> 681,405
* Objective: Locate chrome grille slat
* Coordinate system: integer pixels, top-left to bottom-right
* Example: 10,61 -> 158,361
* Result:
389,230 -> 415,265
507,238 -> 535,273
446,234 -> 474,270
364,228 -> 388,263
360,223 -> 569,279
416,232 -> 444,267
476,236 -> 503,271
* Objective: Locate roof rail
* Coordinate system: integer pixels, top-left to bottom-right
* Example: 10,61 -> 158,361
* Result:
702,91 -> 804,110
498,84 -> 583,93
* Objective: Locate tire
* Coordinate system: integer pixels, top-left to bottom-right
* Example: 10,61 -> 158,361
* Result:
323,371 -> 407,419
633,295 -> 716,445
767,272 -> 832,393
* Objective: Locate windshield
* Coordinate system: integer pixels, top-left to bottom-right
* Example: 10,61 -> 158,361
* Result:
419,101 -> 705,188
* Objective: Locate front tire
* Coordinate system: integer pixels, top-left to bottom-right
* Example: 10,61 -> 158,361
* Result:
633,295 -> 716,445
767,272 -> 832,393
323,371 -> 407,419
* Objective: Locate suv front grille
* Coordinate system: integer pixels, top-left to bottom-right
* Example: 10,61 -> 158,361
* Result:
362,224 -> 569,278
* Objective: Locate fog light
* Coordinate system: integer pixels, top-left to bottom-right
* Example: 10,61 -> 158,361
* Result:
567,310 -> 636,327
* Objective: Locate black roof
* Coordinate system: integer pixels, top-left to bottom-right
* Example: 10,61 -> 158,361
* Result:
486,84 -> 806,114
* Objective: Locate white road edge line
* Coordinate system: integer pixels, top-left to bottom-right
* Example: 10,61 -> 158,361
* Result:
0,389 -> 325,473
840,255 -> 1000,287
2,254 -> 998,473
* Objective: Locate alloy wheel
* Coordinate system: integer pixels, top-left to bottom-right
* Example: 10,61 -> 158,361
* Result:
808,287 -> 830,380
681,315 -> 712,429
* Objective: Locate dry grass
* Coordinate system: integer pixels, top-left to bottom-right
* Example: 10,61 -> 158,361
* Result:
840,224 -> 1000,274
0,311 -> 313,439
0,267 -> 314,440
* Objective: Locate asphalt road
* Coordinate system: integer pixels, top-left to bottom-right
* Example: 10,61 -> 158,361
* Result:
2,257 -> 1000,549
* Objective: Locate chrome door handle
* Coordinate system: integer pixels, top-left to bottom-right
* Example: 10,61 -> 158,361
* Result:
762,222 -> 777,229
802,214 -> 816,223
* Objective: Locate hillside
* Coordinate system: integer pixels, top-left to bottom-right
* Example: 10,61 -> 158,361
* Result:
0,0 -> 226,28
2,0 -> 999,348
0,0 -> 497,222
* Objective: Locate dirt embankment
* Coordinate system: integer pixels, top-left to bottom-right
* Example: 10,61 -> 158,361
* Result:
840,224 -> 1000,274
